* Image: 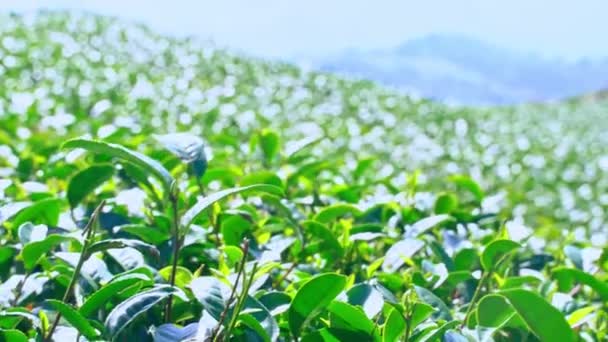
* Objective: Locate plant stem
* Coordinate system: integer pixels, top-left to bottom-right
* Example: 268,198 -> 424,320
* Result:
274,261 -> 298,289
403,318 -> 411,342
45,201 -> 105,342
461,271 -> 489,328
211,240 -> 249,342
11,271 -> 31,307
225,262 -> 258,338
196,177 -> 222,247
164,194 -> 181,323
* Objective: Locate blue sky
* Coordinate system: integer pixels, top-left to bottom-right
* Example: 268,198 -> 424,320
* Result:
2,0 -> 608,61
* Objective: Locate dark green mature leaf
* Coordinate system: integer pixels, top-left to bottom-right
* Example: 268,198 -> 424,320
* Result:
221,215 -> 252,246
238,314 -> 270,342
289,273 -> 347,337
153,323 -> 199,342
0,309 -> 41,329
383,308 -> 406,342
409,302 -> 435,328
180,184 -> 283,231
313,203 -> 362,223
46,299 -> 99,340
500,289 -> 575,342
552,267 -> 608,301
80,273 -> 151,317
63,138 -> 174,195
86,239 -> 159,259
481,239 -> 520,271
20,234 -> 77,270
114,224 -> 171,245
302,220 -> 344,260
243,296 -> 280,342
258,292 -> 291,316
105,286 -> 180,339
10,198 -> 63,228
189,276 -> 230,320
476,294 -> 520,329
413,286 -> 451,320
327,301 -> 375,335
0,329 -> 28,342
67,164 -> 114,208
346,283 -> 384,319
414,320 -> 458,342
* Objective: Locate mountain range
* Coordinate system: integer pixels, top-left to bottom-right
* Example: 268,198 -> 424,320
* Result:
313,34 -> 608,105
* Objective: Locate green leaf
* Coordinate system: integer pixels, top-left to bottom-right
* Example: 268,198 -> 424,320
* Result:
239,314 -> 270,342
159,266 -> 193,288
477,294 -> 520,329
10,198 -> 63,228
243,296 -> 280,342
114,224 -> 171,245
154,133 -> 207,178
189,276 -> 230,320
552,267 -> 608,301
434,193 -> 459,214
0,329 -> 28,342
410,302 -> 435,328
46,300 -> 99,339
105,286 -> 179,338
258,292 -> 291,316
63,138 -> 174,195
221,215 -> 252,246
180,184 -> 283,230
408,214 -> 452,237
0,309 -> 41,329
241,171 -> 284,189
499,289 -> 575,342
567,306 -> 596,328
346,283 -> 384,319
414,320 -> 458,342
67,164 -> 114,208
480,239 -> 520,271
80,273 -> 151,317
153,323 -> 199,342
327,301 -> 375,335
313,203 -> 362,223
302,220 -> 344,260
259,129 -> 280,162
383,308 -> 406,342
413,286 -> 451,320
289,273 -> 347,337
383,238 -> 425,272
449,175 -> 484,202
85,239 -> 159,259
20,234 -> 77,270
18,222 -> 47,245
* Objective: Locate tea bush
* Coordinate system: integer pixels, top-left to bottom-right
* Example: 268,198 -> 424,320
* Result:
0,11 -> 606,341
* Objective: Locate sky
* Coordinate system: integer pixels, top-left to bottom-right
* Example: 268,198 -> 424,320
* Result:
2,0 -> 608,61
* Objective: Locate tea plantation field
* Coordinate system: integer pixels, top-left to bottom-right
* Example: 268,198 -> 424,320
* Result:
0,11 -> 607,341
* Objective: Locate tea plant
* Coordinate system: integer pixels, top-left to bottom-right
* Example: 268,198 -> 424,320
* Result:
0,11 -> 607,342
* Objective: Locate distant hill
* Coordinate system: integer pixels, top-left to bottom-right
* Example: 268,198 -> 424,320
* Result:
314,34 -> 608,105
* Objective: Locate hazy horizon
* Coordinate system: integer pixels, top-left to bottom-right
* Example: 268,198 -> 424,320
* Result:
2,0 -> 608,62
